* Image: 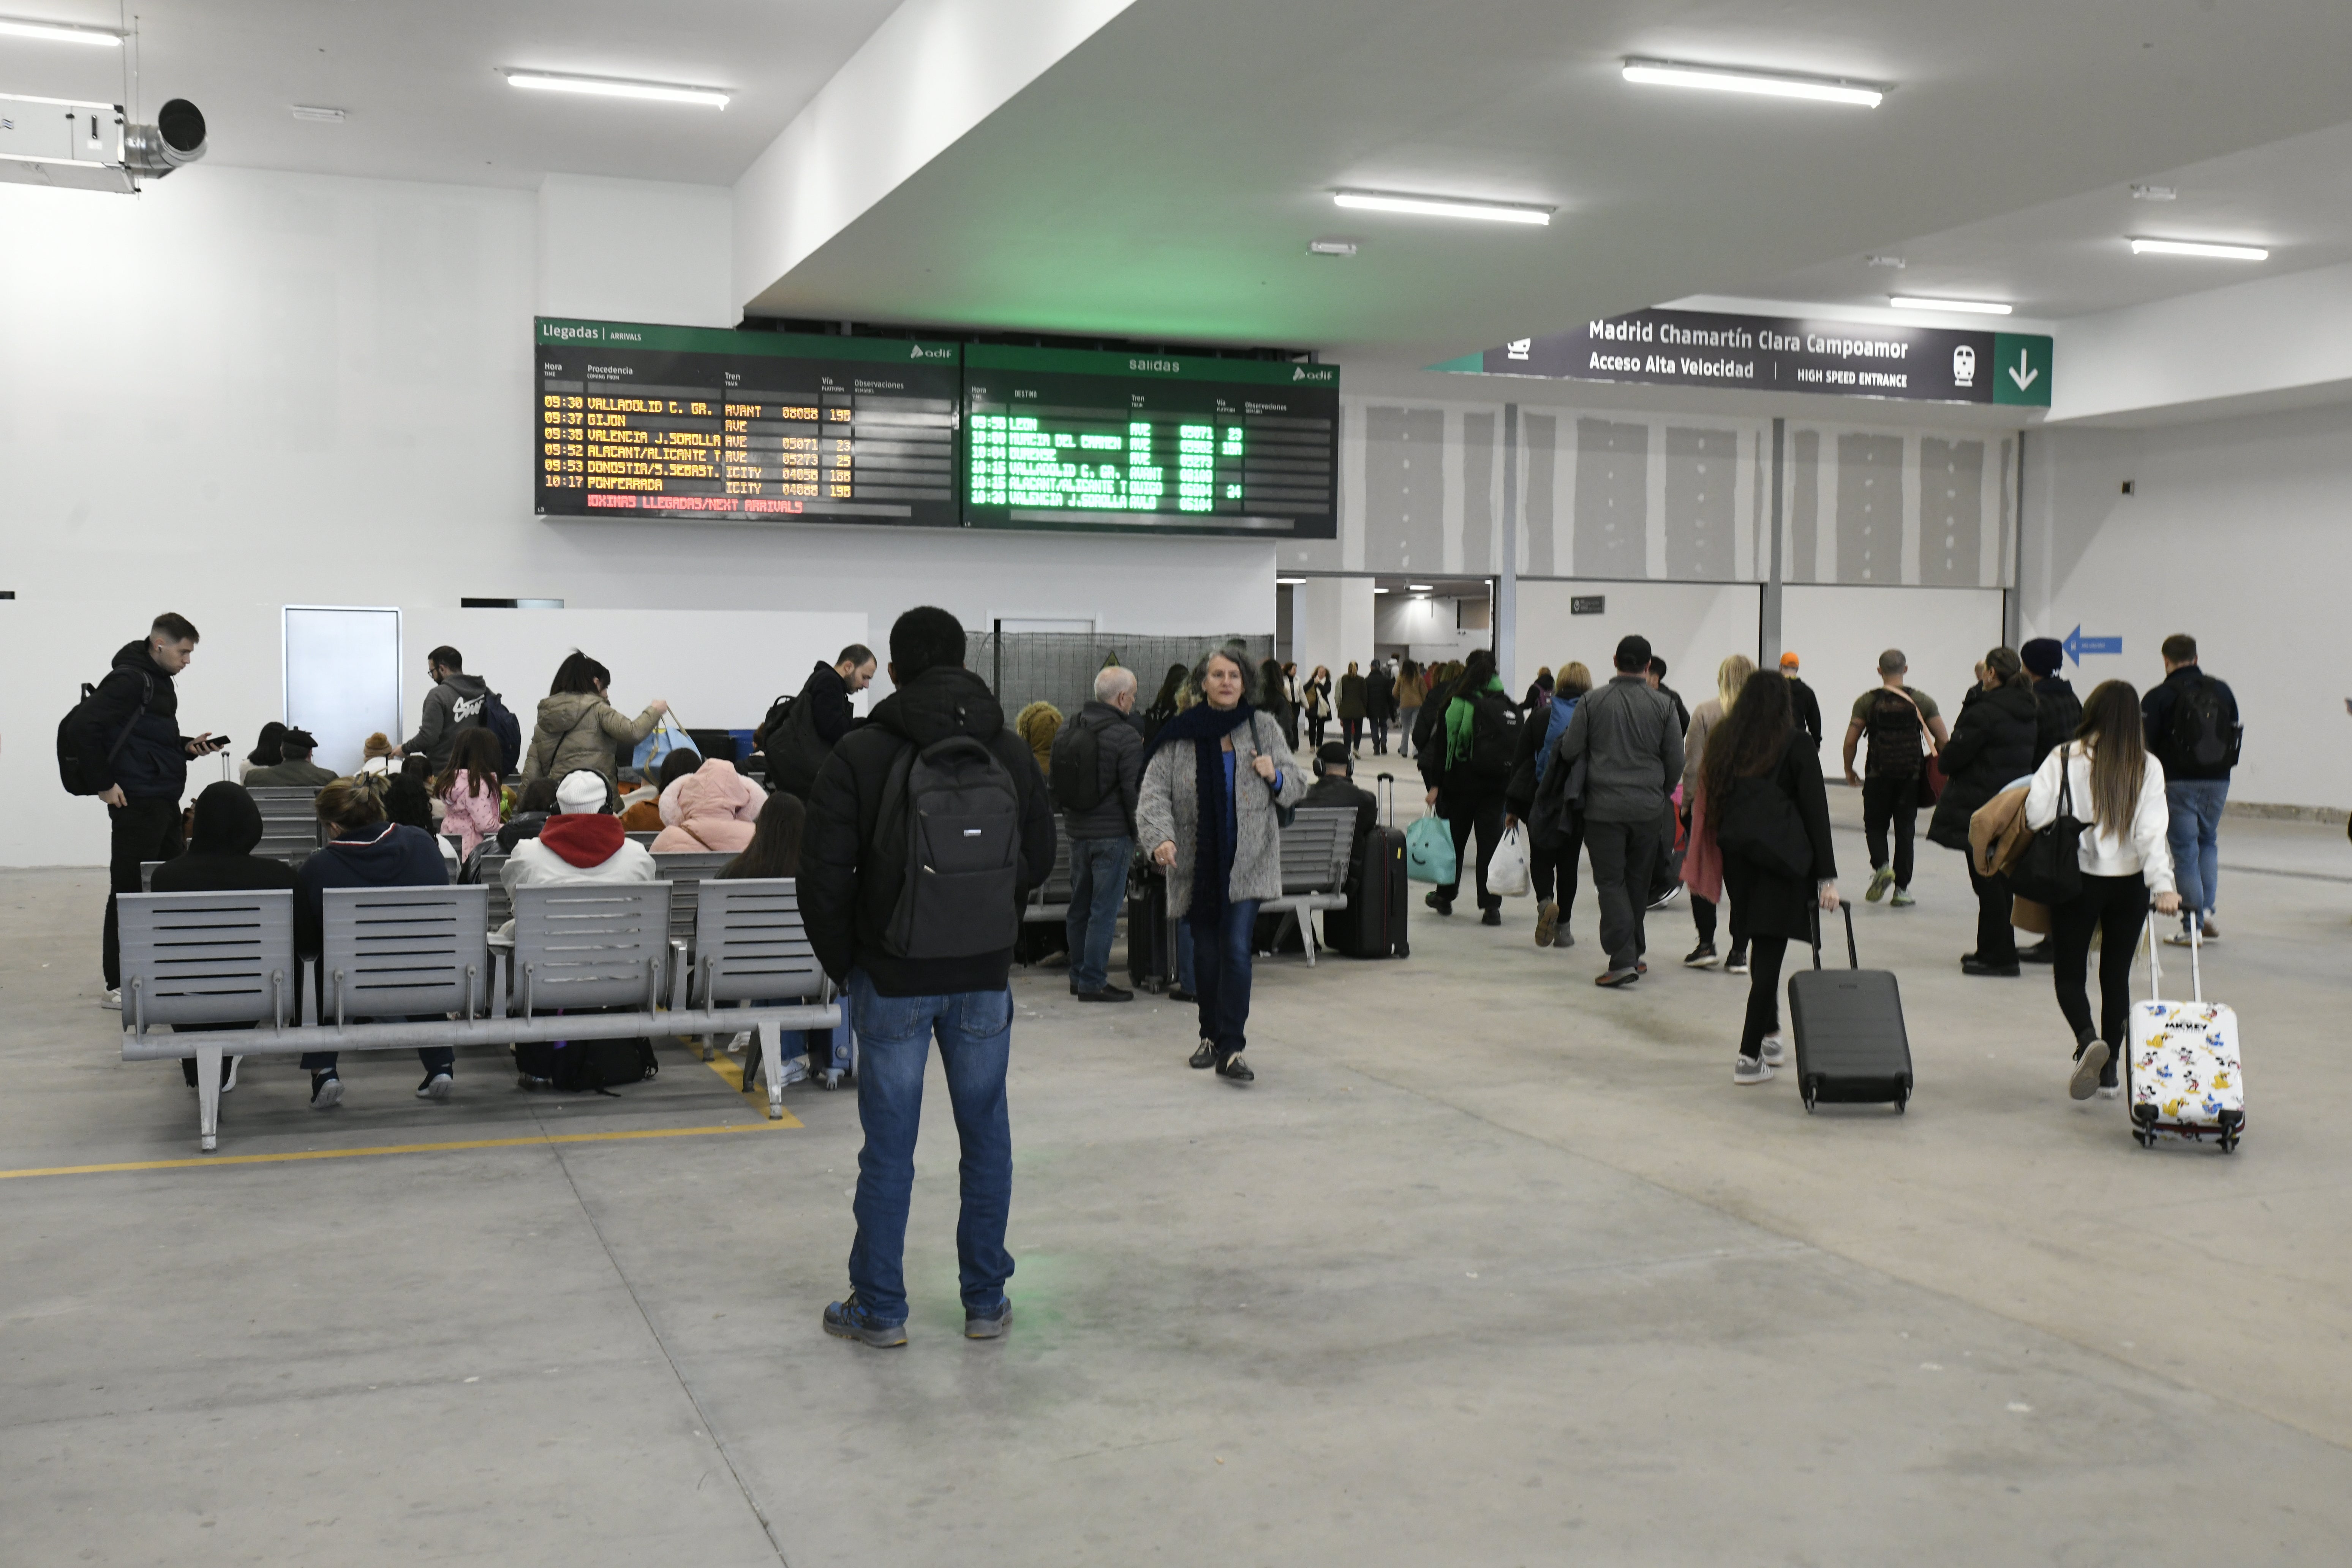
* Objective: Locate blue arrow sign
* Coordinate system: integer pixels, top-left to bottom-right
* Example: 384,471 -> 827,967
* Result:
2062,624 -> 2123,665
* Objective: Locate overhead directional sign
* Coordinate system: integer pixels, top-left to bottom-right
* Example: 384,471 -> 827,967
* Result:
2062,624 -> 2122,665
1438,308 -> 2053,408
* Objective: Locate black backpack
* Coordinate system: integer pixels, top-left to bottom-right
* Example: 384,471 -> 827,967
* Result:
1865,688 -> 1925,778
476,688 -> 524,776
755,692 -> 794,751
56,669 -> 152,796
1465,689 -> 1522,779
1050,712 -> 1108,811
879,735 -> 1023,960
2169,676 -> 2237,775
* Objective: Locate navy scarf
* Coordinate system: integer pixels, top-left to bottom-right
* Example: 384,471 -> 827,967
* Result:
1145,700 -> 1256,922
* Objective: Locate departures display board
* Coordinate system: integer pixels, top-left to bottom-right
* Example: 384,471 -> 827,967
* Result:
536,319 -> 961,527
964,345 -> 1338,537
534,319 -> 1339,538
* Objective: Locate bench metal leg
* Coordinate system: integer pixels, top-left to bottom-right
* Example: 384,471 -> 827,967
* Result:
194,1043 -> 223,1152
1302,912 -> 1319,967
759,1016 -> 786,1119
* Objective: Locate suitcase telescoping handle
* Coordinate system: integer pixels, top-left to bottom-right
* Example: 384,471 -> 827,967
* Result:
2143,904 -> 2204,1006
1808,901 -> 1860,971
1376,771 -> 1396,829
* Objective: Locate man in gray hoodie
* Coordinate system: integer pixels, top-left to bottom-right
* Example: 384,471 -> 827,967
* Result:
1556,635 -> 1685,986
398,645 -> 491,774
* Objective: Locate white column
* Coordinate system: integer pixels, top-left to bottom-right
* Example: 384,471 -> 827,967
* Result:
1292,576 -> 1377,683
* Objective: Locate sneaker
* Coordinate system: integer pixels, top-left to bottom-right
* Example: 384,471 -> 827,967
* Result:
2199,918 -> 2219,941
1554,929 -> 1577,949
1682,942 -> 1720,969
1189,1039 -> 1217,1070
1215,1053 -> 1255,1084
2164,929 -> 2197,947
1076,984 -> 1135,1003
2017,939 -> 2055,965
1533,900 -> 1560,947
1480,907 -> 1502,927
964,1299 -> 1013,1340
2069,1039 -> 2111,1102
1890,888 -> 1916,909
221,1056 -> 240,1094
823,1295 -> 908,1348
1647,885 -> 1682,910
416,1071 -> 454,1101
1595,967 -> 1640,988
1733,1054 -> 1775,1086
100,988 -> 123,1010
1865,866 -> 1895,903
517,1072 -> 552,1091
1424,891 -> 1454,916
1759,1032 -> 1787,1067
726,1031 -> 751,1054
2097,1084 -> 2122,1100
1724,949 -> 1750,975
310,1071 -> 344,1110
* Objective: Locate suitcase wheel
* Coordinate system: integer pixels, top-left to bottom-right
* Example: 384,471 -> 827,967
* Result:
1893,1090 -> 1908,1115
1395,940 -> 1410,959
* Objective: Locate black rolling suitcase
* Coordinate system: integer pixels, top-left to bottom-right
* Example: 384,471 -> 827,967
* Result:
1126,861 -> 1176,993
1786,904 -> 1913,1113
1333,776 -> 1411,959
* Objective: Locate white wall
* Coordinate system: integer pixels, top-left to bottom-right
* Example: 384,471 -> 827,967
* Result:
1290,577 -> 1375,685
0,166 -> 1271,866
1374,594 -> 1488,666
2020,405 -> 2352,810
1781,585 -> 2009,751
1514,580 -> 1761,698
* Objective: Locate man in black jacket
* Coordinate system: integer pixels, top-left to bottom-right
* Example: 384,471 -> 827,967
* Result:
1059,665 -> 1144,1003
79,613 -> 227,1007
766,643 -> 877,799
802,608 -> 1054,1350
2021,638 -> 2082,768
2142,632 -> 2240,943
1778,651 -> 1825,749
1300,741 -> 1380,944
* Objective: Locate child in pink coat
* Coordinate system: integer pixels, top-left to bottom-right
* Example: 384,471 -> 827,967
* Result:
437,727 -> 507,858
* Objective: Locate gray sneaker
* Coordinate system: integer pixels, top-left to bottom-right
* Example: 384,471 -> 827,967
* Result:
965,1299 -> 1013,1340
1889,888 -> 1916,909
824,1295 -> 909,1348
1732,1054 -> 1775,1086
1759,1032 -> 1787,1067
2069,1039 -> 2111,1102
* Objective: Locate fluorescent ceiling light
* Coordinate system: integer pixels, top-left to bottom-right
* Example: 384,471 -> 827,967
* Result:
290,105 -> 346,123
1889,296 -> 2012,315
1407,583 -> 1435,591
1276,577 -> 1306,585
1622,58 -> 1882,107
1372,586 -> 1391,594
2129,183 -> 2178,201
0,16 -> 120,45
1306,239 -> 1358,257
1332,190 -> 1551,226
505,70 -> 729,109
2130,237 -> 2267,261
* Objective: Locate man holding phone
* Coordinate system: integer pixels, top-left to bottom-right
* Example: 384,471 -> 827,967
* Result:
85,613 -> 228,1008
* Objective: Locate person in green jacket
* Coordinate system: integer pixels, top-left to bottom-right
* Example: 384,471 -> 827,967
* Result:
1420,647 -> 1515,925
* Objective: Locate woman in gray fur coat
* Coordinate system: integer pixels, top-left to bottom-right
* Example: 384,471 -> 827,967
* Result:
1136,646 -> 1307,1083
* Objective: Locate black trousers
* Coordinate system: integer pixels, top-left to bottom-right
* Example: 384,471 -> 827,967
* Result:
1439,794 -> 1506,910
1969,860 -> 2017,965
2052,871 -> 2147,1072
1369,714 -> 1389,754
1861,775 -> 1918,888
1585,817 -> 1662,972
1342,717 -> 1364,751
1307,714 -> 1327,750
1739,936 -> 1791,1057
1529,812 -> 1584,917
103,795 -> 184,988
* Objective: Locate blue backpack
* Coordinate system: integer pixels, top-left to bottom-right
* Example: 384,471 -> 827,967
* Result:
1533,695 -> 1579,784
476,688 -> 525,776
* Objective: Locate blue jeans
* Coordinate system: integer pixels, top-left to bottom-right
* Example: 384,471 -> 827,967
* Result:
1065,835 -> 1132,993
2165,779 -> 2228,920
844,971 -> 1015,1324
1187,897 -> 1260,1058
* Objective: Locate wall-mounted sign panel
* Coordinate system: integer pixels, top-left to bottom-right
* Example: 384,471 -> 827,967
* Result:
964,345 -> 1338,538
1446,310 -> 2051,408
535,319 -> 962,527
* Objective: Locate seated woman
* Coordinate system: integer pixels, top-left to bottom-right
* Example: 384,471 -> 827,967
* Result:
500,770 -> 656,928
295,778 -> 458,1110
623,747 -> 703,833
496,776 -> 562,853
651,756 -> 765,854
239,722 -> 288,782
150,781 -> 301,1089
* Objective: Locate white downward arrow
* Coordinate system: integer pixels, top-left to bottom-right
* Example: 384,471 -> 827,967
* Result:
2009,350 -> 2040,390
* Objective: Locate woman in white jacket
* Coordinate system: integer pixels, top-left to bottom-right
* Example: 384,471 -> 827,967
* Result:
2023,680 -> 2180,1101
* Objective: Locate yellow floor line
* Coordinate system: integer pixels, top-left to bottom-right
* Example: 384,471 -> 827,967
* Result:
0,1115 -> 801,1181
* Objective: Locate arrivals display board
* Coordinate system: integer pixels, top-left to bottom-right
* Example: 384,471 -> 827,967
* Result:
535,319 -> 961,527
963,345 -> 1338,537
1445,308 -> 2052,407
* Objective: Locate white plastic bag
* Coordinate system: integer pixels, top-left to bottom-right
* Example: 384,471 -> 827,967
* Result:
1487,822 -> 1532,898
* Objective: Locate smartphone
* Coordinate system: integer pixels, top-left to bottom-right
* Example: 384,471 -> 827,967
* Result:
207,735 -> 234,751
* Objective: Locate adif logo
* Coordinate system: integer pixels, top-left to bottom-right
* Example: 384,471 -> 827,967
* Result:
1291,366 -> 1334,382
1506,338 -> 1532,360
909,344 -> 952,360
1952,345 -> 1976,387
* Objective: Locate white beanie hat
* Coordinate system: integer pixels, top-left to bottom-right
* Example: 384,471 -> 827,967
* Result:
555,771 -> 608,814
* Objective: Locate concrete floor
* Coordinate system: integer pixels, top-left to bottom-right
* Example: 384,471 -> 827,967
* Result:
7,793 -> 2352,1565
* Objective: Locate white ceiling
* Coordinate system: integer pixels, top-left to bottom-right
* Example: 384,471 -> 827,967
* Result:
748,0 -> 2352,369
0,0 -> 898,188
1735,119 -> 2352,321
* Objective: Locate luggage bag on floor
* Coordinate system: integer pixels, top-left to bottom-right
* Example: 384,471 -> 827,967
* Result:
2128,915 -> 2243,1151
1126,862 -> 1176,993
1332,774 -> 1410,959
1787,904 -> 1913,1113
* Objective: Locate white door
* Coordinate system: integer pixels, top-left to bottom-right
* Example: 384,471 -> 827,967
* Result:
284,607 -> 403,775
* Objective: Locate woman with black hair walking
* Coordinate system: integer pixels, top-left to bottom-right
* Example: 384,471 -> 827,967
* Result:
1701,670 -> 1840,1087
523,650 -> 668,787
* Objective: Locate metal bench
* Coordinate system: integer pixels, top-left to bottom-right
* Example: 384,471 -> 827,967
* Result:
626,830 -> 659,846
120,881 -> 839,1149
1022,835 -> 1076,924
677,878 -> 845,1092
650,850 -> 744,1054
246,787 -> 326,866
1259,807 -> 1358,966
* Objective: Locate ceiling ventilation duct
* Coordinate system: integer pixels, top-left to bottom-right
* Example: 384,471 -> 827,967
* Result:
0,95 -> 206,192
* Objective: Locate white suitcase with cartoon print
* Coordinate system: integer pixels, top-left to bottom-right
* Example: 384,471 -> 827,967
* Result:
2127,917 -> 2243,1152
